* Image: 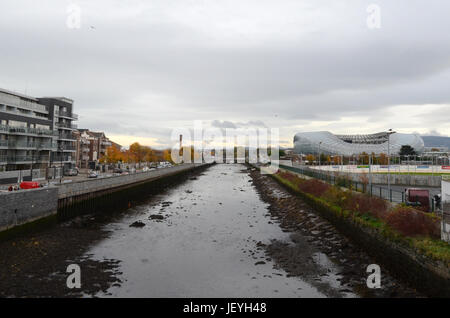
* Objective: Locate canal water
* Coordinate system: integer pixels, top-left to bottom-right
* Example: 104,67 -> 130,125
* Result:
84,164 -> 349,297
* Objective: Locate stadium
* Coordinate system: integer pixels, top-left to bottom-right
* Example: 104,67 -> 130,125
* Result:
293,131 -> 425,156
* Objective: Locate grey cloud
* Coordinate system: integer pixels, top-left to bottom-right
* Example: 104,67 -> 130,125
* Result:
0,0 -> 450,145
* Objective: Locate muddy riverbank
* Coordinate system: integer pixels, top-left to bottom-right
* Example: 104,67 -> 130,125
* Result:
248,167 -> 422,297
0,164 -> 422,297
0,167 -> 208,297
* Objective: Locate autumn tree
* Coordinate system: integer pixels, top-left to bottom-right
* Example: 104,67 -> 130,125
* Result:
379,153 -> 388,165
103,146 -> 124,163
360,152 -> 369,165
129,142 -> 147,167
306,154 -> 315,165
163,149 -> 173,163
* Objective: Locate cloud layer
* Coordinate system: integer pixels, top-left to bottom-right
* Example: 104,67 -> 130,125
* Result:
0,0 -> 449,147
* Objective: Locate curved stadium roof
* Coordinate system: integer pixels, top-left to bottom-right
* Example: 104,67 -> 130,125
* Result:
293,131 -> 425,156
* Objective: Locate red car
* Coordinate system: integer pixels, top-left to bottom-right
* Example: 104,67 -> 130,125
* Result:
19,181 -> 41,189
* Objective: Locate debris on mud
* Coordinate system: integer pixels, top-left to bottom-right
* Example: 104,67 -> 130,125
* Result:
149,215 -> 165,220
248,167 -> 422,298
130,221 -> 146,227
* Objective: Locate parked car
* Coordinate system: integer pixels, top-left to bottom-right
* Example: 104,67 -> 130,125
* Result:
19,181 -> 41,189
113,168 -> 123,174
64,168 -> 79,176
88,171 -> 98,178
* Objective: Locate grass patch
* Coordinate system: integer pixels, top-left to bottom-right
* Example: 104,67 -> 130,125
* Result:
270,168 -> 450,265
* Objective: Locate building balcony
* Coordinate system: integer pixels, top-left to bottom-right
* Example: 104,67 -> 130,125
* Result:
52,155 -> 74,163
0,107 -> 50,120
56,122 -> 78,130
7,155 -> 50,163
18,100 -> 49,114
59,132 -> 76,140
0,124 -> 58,137
58,111 -> 79,120
59,144 -> 77,151
0,140 -> 57,149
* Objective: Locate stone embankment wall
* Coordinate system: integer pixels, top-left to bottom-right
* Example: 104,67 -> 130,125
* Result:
57,164 -> 204,199
0,164 -> 208,234
265,165 -> 450,297
0,187 -> 58,232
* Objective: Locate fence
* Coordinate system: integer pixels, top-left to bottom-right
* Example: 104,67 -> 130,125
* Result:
0,168 -> 62,186
442,211 -> 450,243
278,164 -> 440,210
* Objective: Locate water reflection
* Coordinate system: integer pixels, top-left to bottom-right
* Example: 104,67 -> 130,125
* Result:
86,164 -> 330,297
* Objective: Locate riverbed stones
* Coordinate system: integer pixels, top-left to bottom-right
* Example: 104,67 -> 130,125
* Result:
248,166 -> 422,298
129,221 -> 146,227
149,214 -> 164,220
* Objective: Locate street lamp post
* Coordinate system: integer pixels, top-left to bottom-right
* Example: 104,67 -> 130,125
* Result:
59,144 -> 63,184
318,142 -> 322,167
368,153 -> 372,195
387,129 -> 393,197
31,150 -> 34,181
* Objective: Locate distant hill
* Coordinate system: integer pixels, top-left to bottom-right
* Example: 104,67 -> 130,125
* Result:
421,136 -> 450,148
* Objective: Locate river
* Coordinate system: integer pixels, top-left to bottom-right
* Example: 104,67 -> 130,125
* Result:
84,164 -> 339,297
80,164 -> 419,298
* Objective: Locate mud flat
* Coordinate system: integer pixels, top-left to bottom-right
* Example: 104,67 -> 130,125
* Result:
0,166 -> 210,297
248,167 -> 422,297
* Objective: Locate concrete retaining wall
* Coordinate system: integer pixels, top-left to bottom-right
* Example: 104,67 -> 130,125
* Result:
0,187 -> 58,232
269,170 -> 450,297
56,164 -> 204,199
352,172 -> 441,187
316,169 -> 442,187
0,163 -> 208,234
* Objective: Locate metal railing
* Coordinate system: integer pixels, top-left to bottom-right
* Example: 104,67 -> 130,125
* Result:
56,122 -> 77,129
59,133 -> 75,140
59,144 -> 76,151
18,100 -> 48,113
280,164 -> 406,204
4,141 -> 57,149
58,111 -> 78,120
7,155 -> 50,163
0,124 -> 58,136
0,140 -> 57,148
52,155 -> 73,162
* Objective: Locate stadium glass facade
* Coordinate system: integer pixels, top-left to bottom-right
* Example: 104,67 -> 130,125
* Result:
293,131 -> 425,156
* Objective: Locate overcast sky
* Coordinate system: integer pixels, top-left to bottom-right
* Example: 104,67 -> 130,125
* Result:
0,0 -> 449,148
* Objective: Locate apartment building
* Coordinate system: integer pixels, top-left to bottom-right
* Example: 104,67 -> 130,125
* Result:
0,88 -> 77,172
74,129 -> 119,168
